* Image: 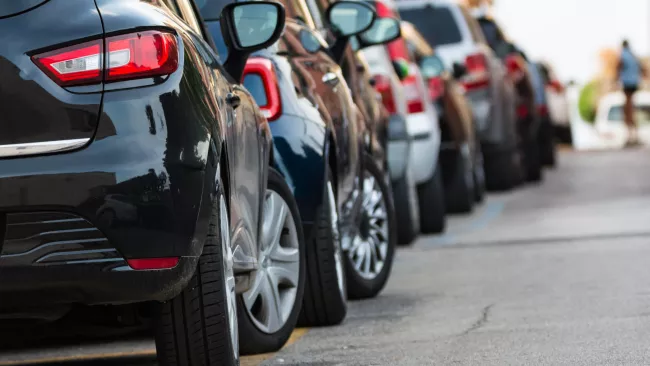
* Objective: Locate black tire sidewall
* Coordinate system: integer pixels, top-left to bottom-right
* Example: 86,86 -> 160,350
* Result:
236,168 -> 306,355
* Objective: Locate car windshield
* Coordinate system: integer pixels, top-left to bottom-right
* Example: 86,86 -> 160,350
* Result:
608,105 -> 650,124
399,6 -> 462,47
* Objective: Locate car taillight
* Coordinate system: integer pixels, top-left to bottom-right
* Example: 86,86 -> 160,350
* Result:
373,74 -> 396,115
427,76 -> 445,101
32,30 -> 179,87
462,53 -> 490,91
549,80 -> 564,93
243,58 -> 281,121
516,104 -> 530,119
505,54 -> 525,82
402,75 -> 425,114
127,257 -> 179,270
106,31 -> 178,82
537,104 -> 549,117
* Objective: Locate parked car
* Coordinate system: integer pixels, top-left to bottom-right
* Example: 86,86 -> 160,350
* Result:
201,0 -> 398,333
401,21 -> 485,213
354,39 -> 421,244
0,0 -> 293,365
538,62 -> 572,145
362,0 -> 446,234
396,0 -> 521,191
473,15 -> 543,182
595,91 -> 650,147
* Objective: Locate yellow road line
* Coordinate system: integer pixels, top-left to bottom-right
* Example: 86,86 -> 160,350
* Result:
241,328 -> 309,366
0,328 -> 309,365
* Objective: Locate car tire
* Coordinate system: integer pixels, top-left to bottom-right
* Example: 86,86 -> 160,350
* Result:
392,170 -> 419,246
345,154 -> 397,300
155,179 -> 238,366
417,163 -> 446,234
473,145 -> 486,203
540,121 -> 557,168
445,151 -> 474,214
484,149 -> 521,192
524,138 -> 544,183
238,168 -> 306,355
297,167 -> 347,327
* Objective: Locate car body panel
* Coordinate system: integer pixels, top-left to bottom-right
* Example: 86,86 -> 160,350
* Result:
0,0 -> 271,308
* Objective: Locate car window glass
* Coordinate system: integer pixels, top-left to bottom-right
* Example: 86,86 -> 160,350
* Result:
478,18 -> 503,49
300,28 -> 327,53
243,74 -> 268,107
195,0 -> 231,20
460,7 -> 485,43
399,6 -> 462,47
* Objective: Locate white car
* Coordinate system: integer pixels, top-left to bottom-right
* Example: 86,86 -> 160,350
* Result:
360,2 -> 444,236
595,91 -> 650,147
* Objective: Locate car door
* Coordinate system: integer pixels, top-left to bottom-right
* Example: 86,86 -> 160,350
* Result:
279,3 -> 361,217
175,0 -> 263,271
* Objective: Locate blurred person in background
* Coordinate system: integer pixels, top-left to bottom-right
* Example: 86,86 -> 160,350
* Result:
618,39 -> 645,146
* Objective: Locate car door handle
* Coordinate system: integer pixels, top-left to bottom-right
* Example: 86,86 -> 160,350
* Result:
322,72 -> 340,87
226,93 -> 241,109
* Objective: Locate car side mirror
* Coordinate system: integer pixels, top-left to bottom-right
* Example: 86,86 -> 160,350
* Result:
357,17 -> 401,49
220,1 -> 285,83
392,58 -> 410,81
419,55 -> 445,79
452,62 -> 467,79
325,0 -> 376,64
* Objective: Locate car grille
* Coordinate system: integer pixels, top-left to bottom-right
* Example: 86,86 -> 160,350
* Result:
0,212 -> 126,270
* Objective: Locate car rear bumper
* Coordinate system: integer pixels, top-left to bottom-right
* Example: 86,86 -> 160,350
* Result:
0,134 -> 211,308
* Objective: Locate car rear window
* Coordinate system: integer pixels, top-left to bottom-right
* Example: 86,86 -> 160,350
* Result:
399,6 -> 462,47
477,19 -> 503,48
607,105 -> 650,124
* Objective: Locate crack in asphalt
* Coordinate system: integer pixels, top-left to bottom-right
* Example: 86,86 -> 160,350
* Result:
460,304 -> 494,336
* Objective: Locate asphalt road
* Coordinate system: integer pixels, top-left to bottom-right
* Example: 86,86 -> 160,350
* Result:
2,148 -> 650,365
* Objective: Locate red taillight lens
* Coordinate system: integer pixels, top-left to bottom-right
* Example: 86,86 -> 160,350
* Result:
537,104 -> 549,117
32,30 -> 179,87
462,53 -> 490,91
549,80 -> 564,93
427,76 -> 445,101
32,40 -> 103,86
243,58 -> 282,121
106,31 -> 179,82
402,75 -> 425,114
505,54 -> 525,82
516,104 -> 530,119
373,74 -> 396,115
127,257 -> 179,270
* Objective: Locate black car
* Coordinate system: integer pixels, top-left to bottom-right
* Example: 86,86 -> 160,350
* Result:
0,1 -> 296,365
200,0 -> 398,337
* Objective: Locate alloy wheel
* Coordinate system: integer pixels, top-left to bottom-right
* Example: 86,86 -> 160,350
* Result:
243,190 -> 301,334
220,196 -> 239,361
348,172 -> 389,280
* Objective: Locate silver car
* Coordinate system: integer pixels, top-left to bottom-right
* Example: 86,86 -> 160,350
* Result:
395,0 -> 521,190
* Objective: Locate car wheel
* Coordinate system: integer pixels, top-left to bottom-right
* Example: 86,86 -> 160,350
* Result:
473,145 -> 486,203
539,121 -> 557,168
345,154 -> 397,300
155,179 -> 238,366
524,137 -> 544,183
445,150 -> 474,214
417,163 -> 446,234
392,168 -> 419,246
484,149 -> 521,192
298,168 -> 347,326
238,168 -> 306,355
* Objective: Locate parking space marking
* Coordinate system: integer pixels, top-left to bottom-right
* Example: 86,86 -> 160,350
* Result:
241,328 -> 309,366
